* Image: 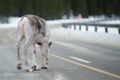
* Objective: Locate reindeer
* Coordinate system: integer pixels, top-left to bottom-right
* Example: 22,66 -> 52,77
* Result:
16,14 -> 52,72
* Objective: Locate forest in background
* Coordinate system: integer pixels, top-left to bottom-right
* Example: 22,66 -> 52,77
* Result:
0,0 -> 120,20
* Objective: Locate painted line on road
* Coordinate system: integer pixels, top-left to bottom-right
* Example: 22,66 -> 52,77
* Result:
50,53 -> 120,79
70,56 -> 91,63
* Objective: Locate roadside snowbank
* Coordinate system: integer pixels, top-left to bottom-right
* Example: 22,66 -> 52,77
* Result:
0,17 -> 120,35
99,20 -> 120,24
0,17 -> 104,28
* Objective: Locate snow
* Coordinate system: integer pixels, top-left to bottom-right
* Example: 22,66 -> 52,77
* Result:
0,16 -> 120,34
0,16 -> 104,28
0,16 -> 120,26
8,17 -> 20,25
47,17 -> 103,25
0,17 -> 20,28
99,20 -> 120,24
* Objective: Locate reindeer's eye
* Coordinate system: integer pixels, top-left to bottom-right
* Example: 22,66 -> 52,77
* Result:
37,43 -> 42,45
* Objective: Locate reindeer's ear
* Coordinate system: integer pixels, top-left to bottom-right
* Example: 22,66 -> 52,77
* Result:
48,41 -> 52,47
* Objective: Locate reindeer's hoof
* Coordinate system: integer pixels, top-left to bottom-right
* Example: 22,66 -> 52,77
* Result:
31,65 -> 40,71
31,65 -> 37,71
41,66 -> 48,69
25,69 -> 30,72
17,64 -> 22,70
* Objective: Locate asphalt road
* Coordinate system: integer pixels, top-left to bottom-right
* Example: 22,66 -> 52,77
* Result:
0,27 -> 120,80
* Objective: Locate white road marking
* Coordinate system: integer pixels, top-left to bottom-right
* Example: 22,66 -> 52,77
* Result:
70,56 -> 91,63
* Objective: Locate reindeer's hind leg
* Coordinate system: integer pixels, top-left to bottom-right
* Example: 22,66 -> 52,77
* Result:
23,38 -> 34,72
16,35 -> 24,70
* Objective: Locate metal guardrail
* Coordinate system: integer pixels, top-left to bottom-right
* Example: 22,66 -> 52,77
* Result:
62,23 -> 120,34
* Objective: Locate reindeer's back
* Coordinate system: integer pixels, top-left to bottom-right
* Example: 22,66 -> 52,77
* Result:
18,15 -> 48,39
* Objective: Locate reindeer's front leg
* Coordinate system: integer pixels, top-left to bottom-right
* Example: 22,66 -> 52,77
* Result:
31,44 -> 40,71
31,44 -> 37,70
40,43 -> 48,69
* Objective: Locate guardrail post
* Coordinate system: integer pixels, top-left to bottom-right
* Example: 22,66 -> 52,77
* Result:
95,27 -> 97,32
79,25 -> 81,30
86,25 -> 88,31
62,23 -> 120,35
74,24 -> 76,30
105,27 -> 108,33
118,28 -> 120,34
69,24 -> 71,29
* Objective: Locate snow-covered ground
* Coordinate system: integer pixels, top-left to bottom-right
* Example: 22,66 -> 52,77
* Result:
99,20 -> 120,24
0,17 -> 20,28
0,16 -> 104,28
